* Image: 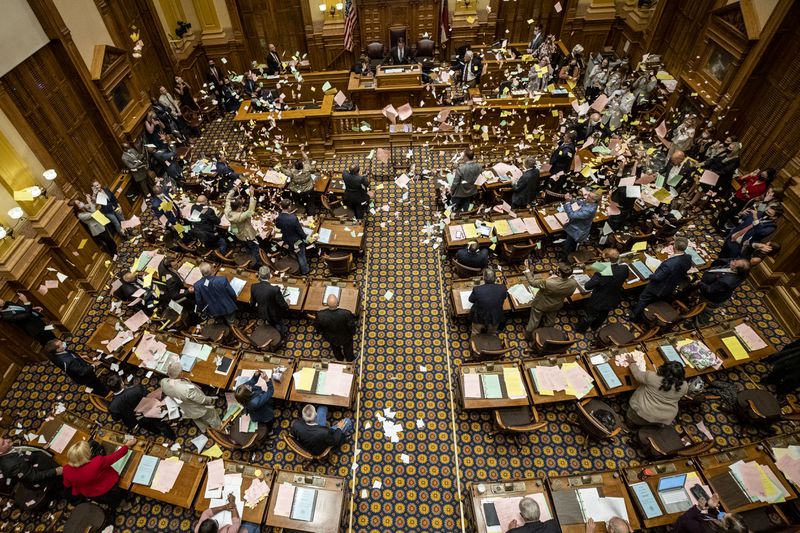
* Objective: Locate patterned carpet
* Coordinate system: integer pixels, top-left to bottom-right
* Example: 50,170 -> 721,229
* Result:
1,116 -> 796,532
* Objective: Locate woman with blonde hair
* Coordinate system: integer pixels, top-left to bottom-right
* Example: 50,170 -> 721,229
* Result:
62,437 -> 135,506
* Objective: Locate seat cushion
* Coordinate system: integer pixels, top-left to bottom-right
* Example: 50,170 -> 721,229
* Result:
597,323 -> 635,346
497,406 -> 535,427
638,425 -> 684,454
201,323 -> 229,342
534,327 -> 567,344
644,301 -> 680,324
251,324 -> 281,348
274,256 -> 300,275
738,389 -> 781,419
472,334 -> 504,352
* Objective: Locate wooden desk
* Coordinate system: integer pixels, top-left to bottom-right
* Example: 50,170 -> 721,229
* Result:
451,277 -> 512,318
131,444 -> 206,508
521,355 -> 598,405
232,352 -> 297,400
458,361 -> 530,410
444,219 -> 494,251
85,317 -> 140,362
491,210 -> 546,243
195,459 -> 274,525
93,427 -> 149,491
316,218 -> 365,252
699,318 -> 777,369
503,272 -> 536,312
229,162 -> 287,190
569,261 -> 644,304
583,347 -> 655,397
30,412 -> 94,465
326,175 -> 345,195
216,267 -> 260,304
303,278 -> 360,315
269,275 -> 309,312
644,332 -> 707,379
536,204 -> 609,236
696,444 -> 797,514
314,172 -> 332,194
468,477 -> 554,533
621,459 -> 710,529
289,360 -> 356,409
548,471 -> 641,533
375,64 -> 422,87
265,469 -> 347,533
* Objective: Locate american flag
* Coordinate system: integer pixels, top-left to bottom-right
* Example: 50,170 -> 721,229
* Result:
439,0 -> 450,43
343,0 -> 358,52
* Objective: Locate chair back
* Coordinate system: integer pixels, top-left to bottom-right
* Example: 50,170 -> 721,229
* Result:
367,42 -> 384,61
470,334 -> 513,360
637,425 -> 713,458
389,27 -> 406,48
492,406 -> 547,433
416,38 -> 435,60
532,327 -> 576,355
324,252 -> 354,276
576,398 -> 621,440
453,258 -> 483,279
737,389 -> 782,423
281,432 -> 332,461
501,240 -> 537,263
88,393 -> 111,414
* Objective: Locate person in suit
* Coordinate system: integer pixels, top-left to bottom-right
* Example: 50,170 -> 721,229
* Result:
275,199 -> 310,275
150,185 -> 181,228
763,339 -> 800,394
314,294 -> 357,361
113,271 -> 156,313
548,132 -> 576,177
289,404 -> 353,455
121,143 -> 151,197
234,369 -> 277,434
206,59 -> 227,108
351,55 -> 371,75
250,266 -> 290,338
90,180 -> 127,238
0,295 -> 55,345
70,199 -> 118,257
45,339 -> 108,396
192,262 -> 238,325
266,43 -> 283,75
512,157 -> 540,208
576,112 -> 607,143
105,374 -> 175,439
450,149 -> 482,211
384,38 -> 413,65
214,154 -> 241,191
694,258 -> 750,326
457,50 -> 483,87
0,437 -> 62,492
62,439 -> 135,507
225,185 -> 261,266
561,190 -> 599,261
189,195 -> 227,253
287,152 -> 317,215
507,497 -> 559,533
523,262 -> 578,341
631,236 -> 693,321
342,164 -> 370,220
455,241 -> 489,270
576,248 -> 629,333
468,268 -> 508,334
627,359 -> 688,426
675,495 -> 749,533
161,359 -> 221,432
719,205 -> 781,260
527,25 -> 544,54
661,150 -> 695,191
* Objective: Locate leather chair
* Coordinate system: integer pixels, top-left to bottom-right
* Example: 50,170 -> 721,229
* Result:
491,406 -> 546,439
208,420 -> 269,451
261,248 -> 301,276
389,27 -> 407,48
499,239 -> 537,264
529,327 -> 577,355
574,398 -> 622,446
416,38 -> 435,65
282,432 -> 333,464
469,333 -> 513,360
321,194 -> 355,219
198,320 -> 230,344
323,251 -> 354,276
366,42 -> 385,70
453,258 -> 483,279
62,502 -> 107,531
595,322 -> 658,347
643,300 -> 705,333
737,389 -> 783,424
232,321 -> 282,351
637,425 -> 713,459
566,245 -> 597,265
88,392 -> 111,414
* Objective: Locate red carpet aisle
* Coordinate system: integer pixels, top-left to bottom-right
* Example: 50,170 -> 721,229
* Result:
349,147 -> 465,532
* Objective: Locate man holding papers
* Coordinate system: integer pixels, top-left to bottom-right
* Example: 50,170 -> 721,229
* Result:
192,263 -> 238,326
161,359 -> 221,432
561,190 -> 599,261
523,262 -> 578,342
105,374 -> 176,439
234,369 -> 277,435
250,266 -> 290,338
290,404 -> 353,455
627,359 -> 688,427
468,268 -> 508,334
576,248 -> 629,334
275,199 -> 310,275
196,493 -> 242,533
631,237 -> 692,322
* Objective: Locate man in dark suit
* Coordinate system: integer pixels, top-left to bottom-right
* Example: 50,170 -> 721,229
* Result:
512,157 -> 540,208
0,295 -> 55,345
548,132 -> 576,177
719,205 -> 781,260
206,59 -> 227,108
507,497 -> 559,533
631,237 -> 693,321
577,112 -> 607,143
275,199 -> 310,275
342,164 -> 370,220
314,294 -> 357,361
384,38 -> 413,65
694,258 -> 750,326
214,153 -> 241,191
266,43 -> 283,75
455,242 -> 490,270
450,149 -> 482,211
457,50 -> 483,87
105,374 -> 175,439
576,248 -> 629,333
527,25 -> 544,54
468,268 -> 508,334
44,339 -> 109,396
0,437 -> 62,492
150,185 -> 181,227
189,195 -> 227,252
250,266 -> 290,338
290,404 -> 353,455
191,262 -> 238,325
661,150 -> 695,190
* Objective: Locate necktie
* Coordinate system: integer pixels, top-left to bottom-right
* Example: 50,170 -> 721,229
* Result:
399,49 -> 403,62
731,223 -> 753,244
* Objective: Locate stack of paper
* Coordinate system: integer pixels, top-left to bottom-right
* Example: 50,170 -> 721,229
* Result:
49,424 -> 77,454
773,446 -> 800,488
274,482 -> 296,517
503,367 -> 527,399
205,458 -> 226,498
729,460 -> 789,503
244,478 -> 271,508
182,340 -> 213,361
508,284 -> 536,306
230,277 -> 247,296
132,454 -> 159,485
460,290 -> 473,311
323,364 -> 354,397
530,364 -> 594,399
293,367 -> 316,392
151,457 -> 184,493
448,225 -> 466,241
577,488 -> 629,522
522,217 -> 541,235
734,323 -> 768,351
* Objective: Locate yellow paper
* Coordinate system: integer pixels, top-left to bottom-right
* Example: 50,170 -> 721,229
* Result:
656,72 -> 673,80
494,219 -> 511,236
294,367 -> 316,391
462,223 -> 478,239
159,200 -> 174,213
631,241 -> 647,252
722,336 -> 749,360
580,165 -> 593,177
201,444 -> 223,458
142,273 -> 153,288
466,16 -> 475,24
91,210 -> 111,225
546,84 -> 555,92
13,190 -> 34,201
503,368 -> 526,399
78,239 -> 88,250
531,367 -> 554,396
551,110 -> 559,117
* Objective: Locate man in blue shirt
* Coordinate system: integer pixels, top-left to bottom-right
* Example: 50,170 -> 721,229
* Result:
191,262 -> 238,325
561,190 -> 599,261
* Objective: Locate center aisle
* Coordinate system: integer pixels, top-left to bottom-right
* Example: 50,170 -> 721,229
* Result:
349,148 -> 465,532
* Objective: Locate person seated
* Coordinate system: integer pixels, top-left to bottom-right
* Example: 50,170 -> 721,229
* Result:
45,339 -> 109,396
627,360 -> 688,427
747,241 -> 780,266
693,258 -> 750,326
719,205 -> 782,260
384,38 -> 413,65
113,272 -> 156,312
289,404 -> 353,455
189,195 -> 227,253
105,374 -> 176,440
507,496 -> 559,533
62,438 -> 136,507
586,517 -> 633,533
468,267 -> 507,335
674,494 -> 748,533
0,437 -> 62,493
195,494 -> 244,533
235,369 -> 279,435
351,55 -> 371,75
455,241 -> 489,270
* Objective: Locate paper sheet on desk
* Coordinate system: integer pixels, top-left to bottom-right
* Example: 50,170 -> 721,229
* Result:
577,488 -> 628,522
274,482 -> 296,516
293,367 -> 316,391
459,290 -> 473,311
734,323 -> 767,351
150,457 -> 183,493
49,424 -> 77,453
230,277 -> 247,296
463,373 -> 481,398
124,310 -> 149,332
206,458 -> 225,492
503,367 -> 527,399
183,340 -> 212,361
508,284 -> 534,306
775,449 -> 800,488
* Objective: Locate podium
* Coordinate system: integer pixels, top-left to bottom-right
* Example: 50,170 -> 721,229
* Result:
375,64 -> 422,88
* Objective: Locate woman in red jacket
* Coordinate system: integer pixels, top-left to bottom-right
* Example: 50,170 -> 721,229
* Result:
62,438 -> 135,506
714,168 -> 775,231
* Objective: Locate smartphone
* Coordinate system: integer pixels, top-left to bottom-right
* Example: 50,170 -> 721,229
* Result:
690,484 -> 709,502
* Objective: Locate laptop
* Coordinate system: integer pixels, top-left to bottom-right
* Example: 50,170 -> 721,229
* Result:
657,474 -> 692,514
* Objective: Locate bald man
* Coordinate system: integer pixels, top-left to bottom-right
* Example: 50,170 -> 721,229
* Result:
313,294 -> 357,361
661,150 -> 694,190
507,497 -> 559,533
160,359 -> 220,432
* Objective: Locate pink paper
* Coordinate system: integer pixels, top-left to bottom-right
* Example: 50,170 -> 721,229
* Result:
734,323 -> 767,351
106,331 -> 135,352
582,136 -> 594,149
635,173 -> 656,185
523,217 -> 541,235
239,413 -> 252,433
49,425 -> 77,453
151,458 -> 184,493
45,280 -> 59,289
555,211 -> 570,225
334,90 -> 347,106
382,104 -> 398,124
121,215 -> 141,230
376,148 -> 390,163
436,109 -> 451,123
655,121 -> 667,139
395,174 -> 410,188
463,373 -> 481,398
700,170 -> 719,186
273,482 -> 296,516
328,371 -> 354,397
207,458 -> 226,490
571,154 -> 582,172
590,94 -> 608,112
606,201 -> 621,216
397,103 -> 413,121
124,310 -> 149,332
618,176 -> 636,187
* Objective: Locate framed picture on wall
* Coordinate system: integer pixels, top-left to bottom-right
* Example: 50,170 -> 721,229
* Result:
704,44 -> 735,82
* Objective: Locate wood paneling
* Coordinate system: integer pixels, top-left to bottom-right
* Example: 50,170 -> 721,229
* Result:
494,0 -> 565,44
357,0 -> 439,50
234,0 -> 308,60
650,0 -> 716,79
0,43 -> 119,191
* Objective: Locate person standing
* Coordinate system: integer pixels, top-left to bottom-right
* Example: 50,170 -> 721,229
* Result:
105,374 -> 176,440
70,199 -> 117,257
468,268 -> 508,334
192,262 -> 238,325
266,43 -> 284,75
631,237 -> 692,321
342,164 -> 370,220
561,190 -> 599,261
161,360 -> 221,432
234,370 -> 277,435
225,186 -> 261,266
121,143 -> 151,197
90,181 -> 127,238
250,266 -> 290,338
314,294 -> 357,361
511,157 -> 540,208
287,151 -> 317,215
548,132 -> 576,177
523,262 -> 577,341
450,149 -> 481,211
576,248 -> 628,333
275,199 -> 310,275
